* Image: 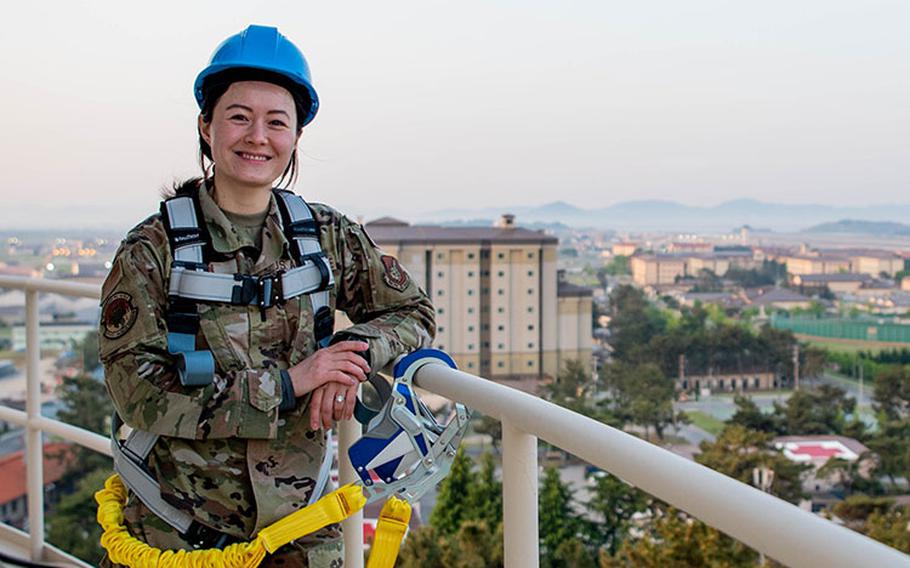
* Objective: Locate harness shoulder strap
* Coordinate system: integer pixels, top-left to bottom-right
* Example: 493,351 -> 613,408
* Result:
273,190 -> 335,348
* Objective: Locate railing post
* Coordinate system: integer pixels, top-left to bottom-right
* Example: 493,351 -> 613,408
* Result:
339,407 -> 363,568
25,289 -> 44,561
501,419 -> 538,568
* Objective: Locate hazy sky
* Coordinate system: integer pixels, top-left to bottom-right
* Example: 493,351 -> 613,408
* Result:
1,1 -> 908,230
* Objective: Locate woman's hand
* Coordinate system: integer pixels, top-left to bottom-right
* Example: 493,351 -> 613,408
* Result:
287,340 -> 370,403
310,380 -> 359,430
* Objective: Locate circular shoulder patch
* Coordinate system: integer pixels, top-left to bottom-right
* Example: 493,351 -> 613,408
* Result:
380,255 -> 409,292
101,292 -> 139,340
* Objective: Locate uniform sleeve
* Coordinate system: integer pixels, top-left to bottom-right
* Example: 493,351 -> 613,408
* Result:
99,234 -> 285,440
332,215 -> 436,371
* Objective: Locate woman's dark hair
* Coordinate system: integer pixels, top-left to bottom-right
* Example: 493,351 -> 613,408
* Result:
197,68 -> 310,190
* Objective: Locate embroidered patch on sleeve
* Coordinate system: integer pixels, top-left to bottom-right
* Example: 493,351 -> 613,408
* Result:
101,292 -> 139,340
380,255 -> 409,292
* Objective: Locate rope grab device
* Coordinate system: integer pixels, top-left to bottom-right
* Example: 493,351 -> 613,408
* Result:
95,348 -> 471,568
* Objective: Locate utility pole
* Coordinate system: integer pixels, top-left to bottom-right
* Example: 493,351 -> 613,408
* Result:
792,344 -> 800,391
859,363 -> 864,408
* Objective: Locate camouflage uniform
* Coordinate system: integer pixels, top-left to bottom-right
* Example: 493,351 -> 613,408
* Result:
98,186 -> 435,567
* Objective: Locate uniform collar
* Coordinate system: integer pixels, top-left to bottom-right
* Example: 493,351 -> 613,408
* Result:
198,184 -> 289,260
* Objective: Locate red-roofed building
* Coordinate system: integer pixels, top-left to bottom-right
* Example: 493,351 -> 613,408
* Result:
773,435 -> 872,510
0,442 -> 76,529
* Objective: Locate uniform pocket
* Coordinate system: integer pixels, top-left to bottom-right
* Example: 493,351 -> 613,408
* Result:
248,368 -> 282,413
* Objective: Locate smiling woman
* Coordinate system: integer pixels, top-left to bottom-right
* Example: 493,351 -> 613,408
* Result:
96,24 -> 436,568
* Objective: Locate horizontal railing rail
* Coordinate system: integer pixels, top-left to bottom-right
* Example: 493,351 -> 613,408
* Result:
0,276 -> 908,567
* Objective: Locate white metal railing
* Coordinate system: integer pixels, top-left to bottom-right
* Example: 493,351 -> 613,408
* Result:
1,275 -> 908,567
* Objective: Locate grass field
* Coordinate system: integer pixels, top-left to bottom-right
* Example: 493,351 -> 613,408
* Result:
798,336 -> 898,355
685,410 -> 726,436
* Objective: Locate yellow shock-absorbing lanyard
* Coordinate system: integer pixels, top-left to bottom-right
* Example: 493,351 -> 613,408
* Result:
95,474 -> 411,568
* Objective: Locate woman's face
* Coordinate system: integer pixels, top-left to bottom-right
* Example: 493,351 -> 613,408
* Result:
199,80 -> 300,193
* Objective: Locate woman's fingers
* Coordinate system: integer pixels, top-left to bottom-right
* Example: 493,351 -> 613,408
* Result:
309,386 -> 325,430
321,385 -> 337,429
342,382 -> 357,421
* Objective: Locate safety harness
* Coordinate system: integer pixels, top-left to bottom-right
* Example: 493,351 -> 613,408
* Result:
97,349 -> 471,568
110,188 -> 336,535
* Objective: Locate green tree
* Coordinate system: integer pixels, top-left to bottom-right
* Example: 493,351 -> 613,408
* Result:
586,473 -> 650,555
397,526 -> 447,568
603,507 -> 757,568
466,452 -> 502,531
607,285 -> 666,363
866,506 -> 910,554
599,255 -> 630,280
600,361 -> 678,440
696,425 -> 809,505
45,468 -> 111,564
728,395 -> 778,433
872,365 -> 910,420
56,373 -> 111,436
539,467 -> 584,567
773,385 -> 854,436
865,419 -> 910,487
429,447 -> 476,537
474,413 -> 502,451
441,520 -> 504,568
80,331 -> 100,372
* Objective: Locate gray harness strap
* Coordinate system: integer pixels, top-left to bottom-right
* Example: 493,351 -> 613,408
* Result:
113,188 -> 337,535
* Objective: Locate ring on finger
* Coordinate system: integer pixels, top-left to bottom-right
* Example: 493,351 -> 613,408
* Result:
335,394 -> 346,404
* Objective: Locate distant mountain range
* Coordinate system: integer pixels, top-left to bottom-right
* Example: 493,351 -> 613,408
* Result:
418,199 -> 910,232
805,219 -> 910,236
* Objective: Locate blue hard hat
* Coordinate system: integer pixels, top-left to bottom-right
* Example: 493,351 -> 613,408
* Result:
194,25 -> 319,126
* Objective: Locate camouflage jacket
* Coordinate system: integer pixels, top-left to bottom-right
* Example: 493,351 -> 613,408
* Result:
98,186 -> 435,538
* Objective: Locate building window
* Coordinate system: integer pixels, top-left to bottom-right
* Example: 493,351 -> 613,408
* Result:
497,361 -> 504,368
498,343 -> 504,349
527,361 -> 534,367
527,306 -> 533,313
498,325 -> 505,331
498,289 -> 504,295
482,270 -> 490,276
498,271 -> 505,277
528,324 -> 534,330
437,271 -> 444,278
438,344 -> 445,350
528,270 -> 534,277
468,362 -> 474,368
481,250 -> 490,259
482,324 -> 490,331
468,289 -> 475,296
498,307 -> 504,313
528,252 -> 535,259
437,253 -> 444,259
468,344 -> 474,350
527,289 -> 534,295
468,271 -> 474,277
468,253 -> 475,259
528,342 -> 534,348
438,308 -> 444,314
437,289 -> 444,296
439,326 -> 445,332
468,307 -> 474,314
482,287 -> 490,295
498,253 -> 505,259
482,341 -> 490,348
468,326 -> 474,332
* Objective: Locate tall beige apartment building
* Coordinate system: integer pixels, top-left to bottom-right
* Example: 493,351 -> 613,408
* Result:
363,215 -> 592,384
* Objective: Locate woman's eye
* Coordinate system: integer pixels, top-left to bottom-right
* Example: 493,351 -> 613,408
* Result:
270,119 -> 288,128
229,114 -> 249,122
